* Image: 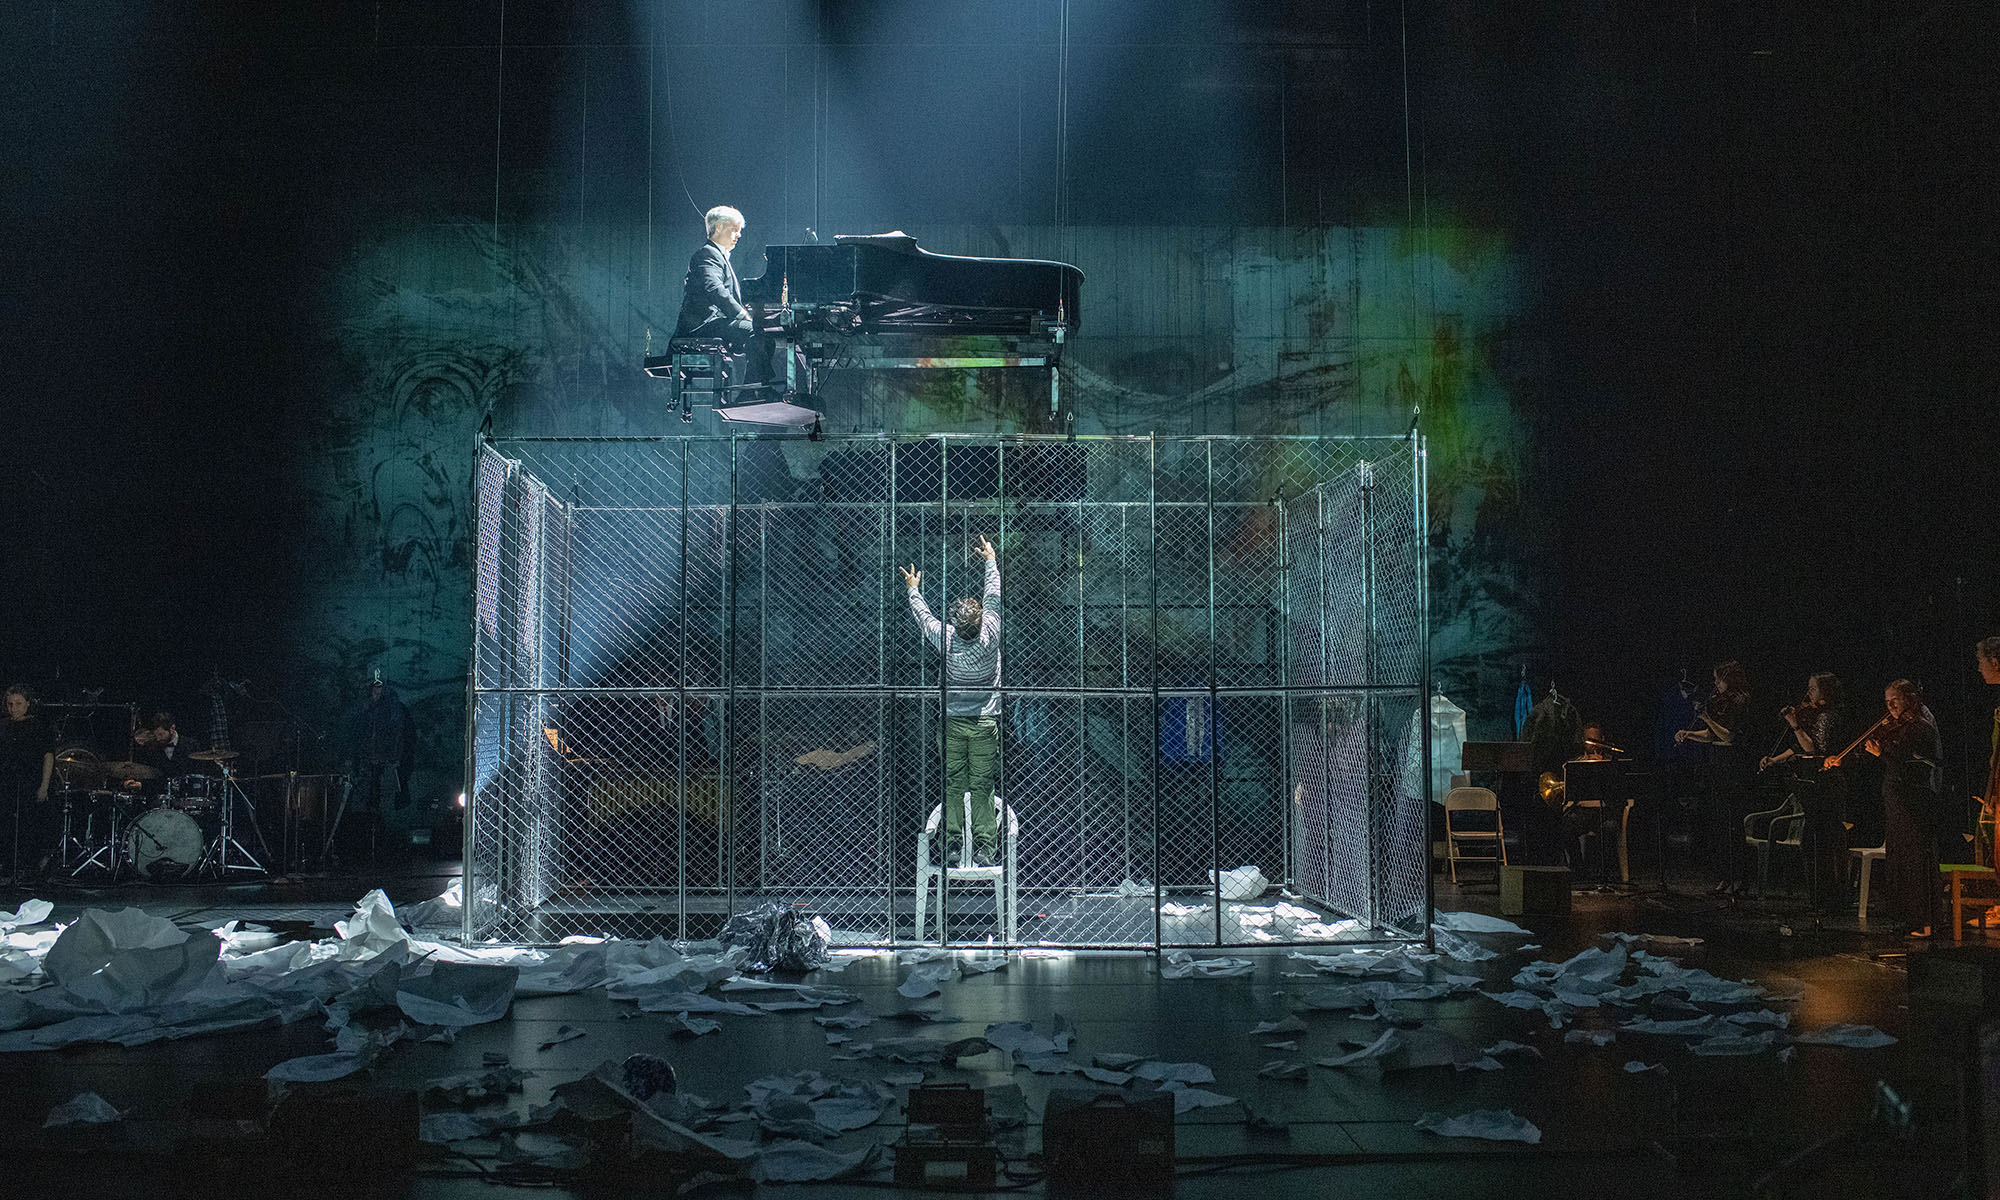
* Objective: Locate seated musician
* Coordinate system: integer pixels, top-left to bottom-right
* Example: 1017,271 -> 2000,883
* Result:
1758,673 -> 1849,908
1561,722 -> 1623,879
674,205 -> 754,353
673,204 -> 791,398
131,711 -> 193,795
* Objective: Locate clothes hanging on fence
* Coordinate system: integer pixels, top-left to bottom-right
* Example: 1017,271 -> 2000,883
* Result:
1397,694 -> 1469,806
1159,697 -> 1217,764
1523,692 -> 1583,775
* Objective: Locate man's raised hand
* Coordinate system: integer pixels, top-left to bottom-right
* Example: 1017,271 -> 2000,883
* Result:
974,535 -> 996,562
899,564 -> 922,589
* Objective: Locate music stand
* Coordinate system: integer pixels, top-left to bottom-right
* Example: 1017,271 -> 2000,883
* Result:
1461,741 -> 1531,774
1563,759 -> 1630,882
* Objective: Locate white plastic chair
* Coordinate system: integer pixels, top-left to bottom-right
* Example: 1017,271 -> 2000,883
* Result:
1743,796 -> 1807,894
1442,786 -> 1505,883
1851,844 -> 1886,923
914,793 -> 1018,944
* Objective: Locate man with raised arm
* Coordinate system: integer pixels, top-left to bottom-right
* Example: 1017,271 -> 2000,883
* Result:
901,535 -> 1002,866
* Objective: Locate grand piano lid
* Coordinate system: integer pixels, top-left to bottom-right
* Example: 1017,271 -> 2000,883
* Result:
831,231 -> 1084,278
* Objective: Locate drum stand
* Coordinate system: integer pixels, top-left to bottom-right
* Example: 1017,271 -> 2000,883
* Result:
58,791 -> 120,877
197,761 -> 273,877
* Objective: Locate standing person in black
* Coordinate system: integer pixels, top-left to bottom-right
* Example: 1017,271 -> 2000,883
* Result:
1977,637 -> 2000,863
343,673 -> 414,864
1829,679 -> 1943,937
1676,661 -> 1755,893
1,685 -> 56,883
1759,672 -> 1849,907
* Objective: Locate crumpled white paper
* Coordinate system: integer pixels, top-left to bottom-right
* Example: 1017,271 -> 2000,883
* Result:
43,1091 -> 122,1127
897,962 -> 958,999
1793,1024 -> 1896,1049
1,899 -> 54,929
1131,1059 -> 1215,1085
1415,1108 -> 1542,1144
985,1015 -> 1073,1058
40,907 -> 223,1013
333,890 -> 408,960
1315,1029 -> 1400,1068
1211,865 -> 1269,901
395,961 -> 518,1027
1432,911 -> 1532,935
1160,951 -> 1254,979
1429,927 -> 1500,962
1158,1080 -> 1240,1114
748,1139 -> 878,1183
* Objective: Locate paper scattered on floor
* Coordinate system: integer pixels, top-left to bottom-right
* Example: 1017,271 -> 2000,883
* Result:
1132,1059 -> 1215,1085
2,899 -> 55,929
1158,1080 -> 1240,1114
395,960 -> 518,1027
41,906 -> 223,1013
985,1015 -> 1073,1059
1160,951 -> 1254,979
1315,1029 -> 1399,1068
1432,911 -> 1532,936
748,1140 -> 878,1183
1429,928 -> 1501,962
43,1091 -> 122,1127
538,1023 -> 586,1050
1212,865 -> 1269,901
1415,1108 -> 1542,1144
897,962 -> 958,998
1792,1024 -> 1896,1049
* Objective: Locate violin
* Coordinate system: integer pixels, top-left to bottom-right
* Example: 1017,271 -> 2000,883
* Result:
1821,713 -> 1893,771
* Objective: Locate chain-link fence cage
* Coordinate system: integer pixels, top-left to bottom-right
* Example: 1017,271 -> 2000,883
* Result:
467,435 -> 1429,948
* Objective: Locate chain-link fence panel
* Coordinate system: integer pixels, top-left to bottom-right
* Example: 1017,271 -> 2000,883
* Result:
730,692 -> 894,944
468,435 -> 1427,948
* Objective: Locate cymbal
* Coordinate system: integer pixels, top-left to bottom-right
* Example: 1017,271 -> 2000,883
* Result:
54,757 -> 107,779
189,749 -> 239,762
101,760 -> 161,781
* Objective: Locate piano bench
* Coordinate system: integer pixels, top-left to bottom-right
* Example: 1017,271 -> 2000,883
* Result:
666,339 -> 730,378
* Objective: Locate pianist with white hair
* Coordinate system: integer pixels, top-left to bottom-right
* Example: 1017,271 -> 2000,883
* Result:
674,205 -> 754,351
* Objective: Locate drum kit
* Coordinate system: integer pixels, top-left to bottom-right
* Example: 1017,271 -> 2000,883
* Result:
51,747 -> 275,881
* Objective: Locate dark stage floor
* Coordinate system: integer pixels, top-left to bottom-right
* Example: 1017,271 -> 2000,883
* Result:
0,859 -> 1978,1199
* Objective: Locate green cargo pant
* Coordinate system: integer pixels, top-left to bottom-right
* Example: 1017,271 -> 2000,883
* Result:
942,715 -> 1000,864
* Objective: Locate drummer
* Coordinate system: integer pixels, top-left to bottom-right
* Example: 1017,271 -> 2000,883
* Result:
130,711 -> 194,795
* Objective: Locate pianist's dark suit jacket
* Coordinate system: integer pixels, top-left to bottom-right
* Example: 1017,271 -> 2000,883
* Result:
674,239 -> 752,342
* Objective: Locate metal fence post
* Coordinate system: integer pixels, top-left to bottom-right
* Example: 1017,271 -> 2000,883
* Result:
1149,435 -> 1162,953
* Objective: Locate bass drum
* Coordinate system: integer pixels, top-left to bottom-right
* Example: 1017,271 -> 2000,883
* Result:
125,806 -> 204,880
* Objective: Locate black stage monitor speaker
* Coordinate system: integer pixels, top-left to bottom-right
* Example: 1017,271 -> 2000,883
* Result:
1043,1089 -> 1173,1196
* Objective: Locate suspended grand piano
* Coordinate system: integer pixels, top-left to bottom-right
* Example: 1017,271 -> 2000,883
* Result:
644,233 -> 1083,426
